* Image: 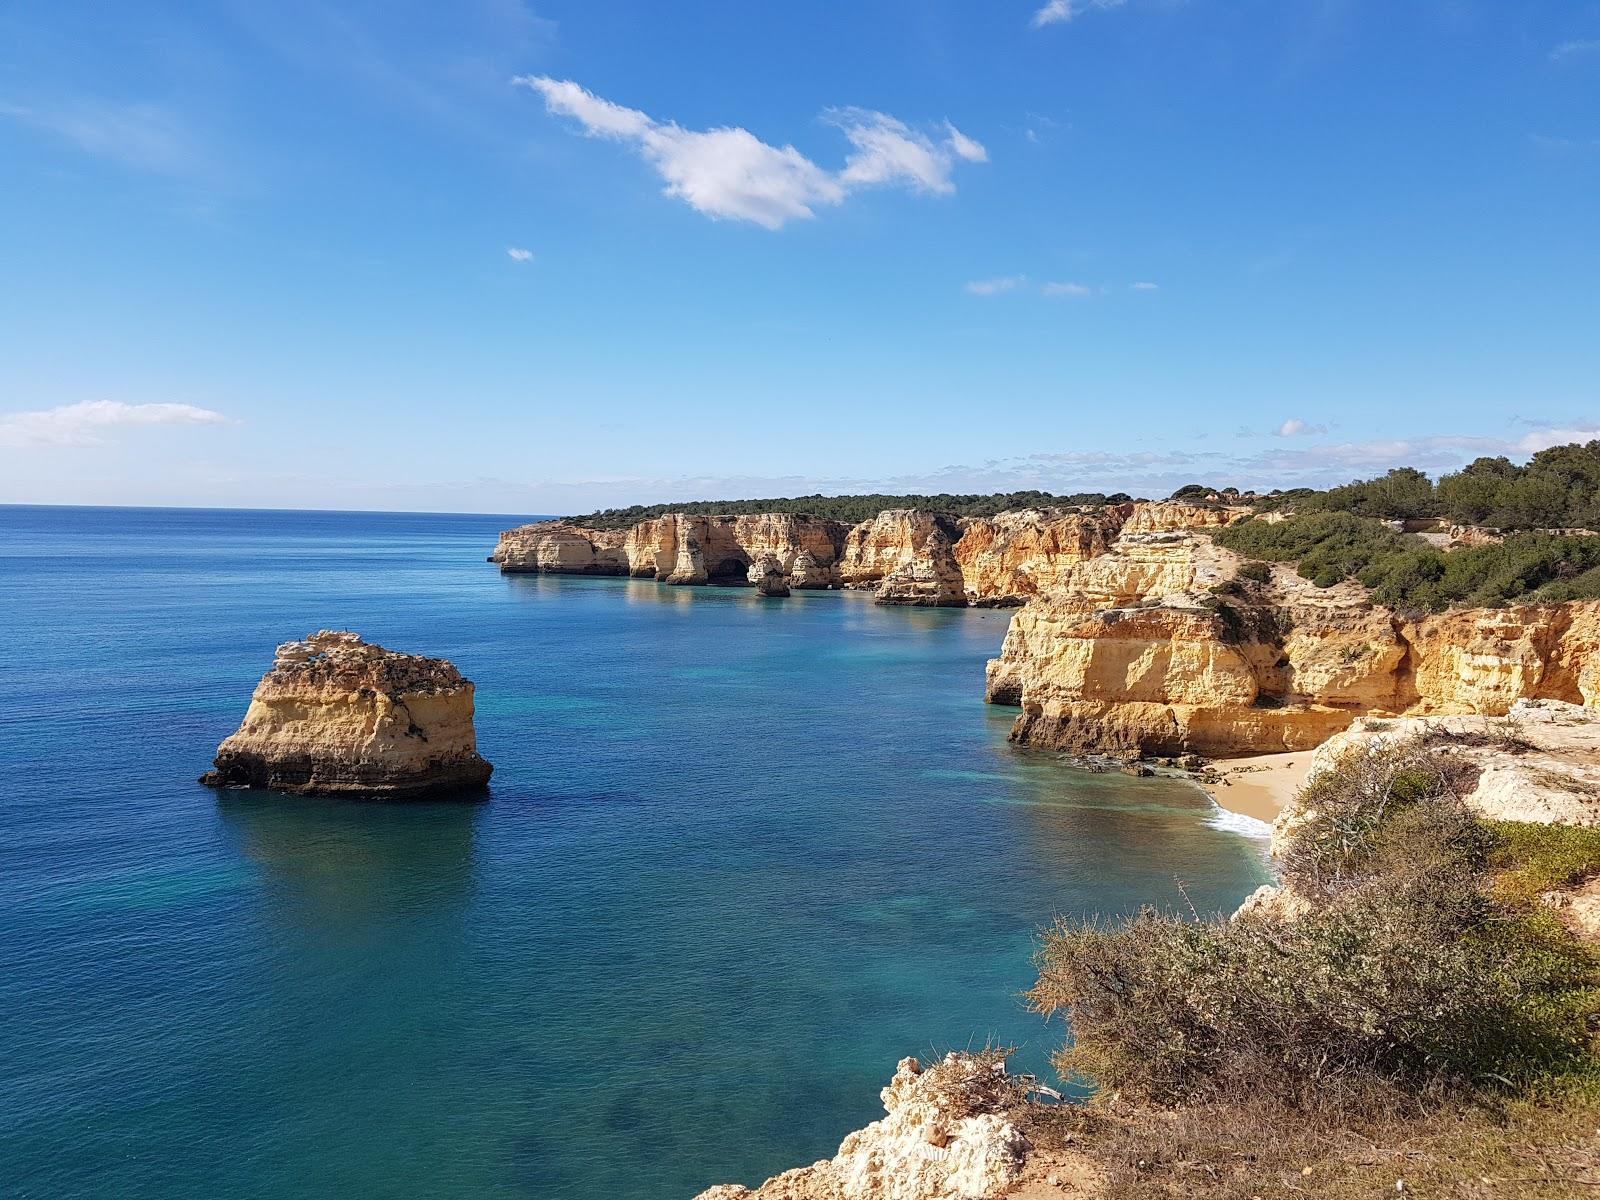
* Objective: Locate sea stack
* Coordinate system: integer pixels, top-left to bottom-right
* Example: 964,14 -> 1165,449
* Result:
200,630 -> 493,797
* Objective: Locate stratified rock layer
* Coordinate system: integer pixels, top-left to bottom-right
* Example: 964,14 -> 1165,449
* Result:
490,501 -> 1249,607
692,1054 -> 1036,1200
987,525 -> 1600,757
201,631 -> 492,797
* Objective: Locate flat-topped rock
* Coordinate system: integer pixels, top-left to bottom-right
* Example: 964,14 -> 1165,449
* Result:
200,631 -> 492,798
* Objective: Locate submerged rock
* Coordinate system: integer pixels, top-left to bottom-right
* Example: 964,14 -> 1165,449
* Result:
200,630 -> 492,798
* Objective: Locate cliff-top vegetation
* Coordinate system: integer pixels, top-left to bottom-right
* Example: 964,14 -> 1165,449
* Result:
1252,440 -> 1600,531
564,490 -> 1134,528
1214,512 -> 1600,612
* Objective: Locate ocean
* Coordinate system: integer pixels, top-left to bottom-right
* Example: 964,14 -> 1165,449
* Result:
0,505 -> 1271,1199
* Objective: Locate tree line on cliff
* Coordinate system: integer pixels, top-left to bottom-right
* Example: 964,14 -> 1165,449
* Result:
566,490 -> 1135,528
1215,514 -> 1600,612
1251,440 -> 1600,531
571,442 -> 1600,533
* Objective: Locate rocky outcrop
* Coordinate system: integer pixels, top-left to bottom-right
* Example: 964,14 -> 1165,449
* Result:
750,554 -> 790,597
989,529 -> 1600,756
842,510 -> 969,606
693,1054 -> 1039,1200
1298,698 -> 1600,828
491,502 -> 1248,607
200,631 -> 492,797
1239,698 -> 1600,928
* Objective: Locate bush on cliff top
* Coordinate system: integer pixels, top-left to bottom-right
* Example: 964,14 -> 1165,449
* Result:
1214,512 -> 1600,611
1028,741 -> 1600,1110
1253,440 -> 1600,531
563,490 -> 1136,528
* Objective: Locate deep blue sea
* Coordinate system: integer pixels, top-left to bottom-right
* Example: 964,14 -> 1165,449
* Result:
0,505 -> 1271,1199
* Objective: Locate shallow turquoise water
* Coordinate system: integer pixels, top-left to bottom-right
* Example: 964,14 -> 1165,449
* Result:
0,506 -> 1270,1199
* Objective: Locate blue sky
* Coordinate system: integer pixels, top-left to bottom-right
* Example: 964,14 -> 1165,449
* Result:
2,1 -> 1597,513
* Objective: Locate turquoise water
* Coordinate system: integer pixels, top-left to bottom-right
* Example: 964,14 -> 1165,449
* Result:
0,506 -> 1271,1199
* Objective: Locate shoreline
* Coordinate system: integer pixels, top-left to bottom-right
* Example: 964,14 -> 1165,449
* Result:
1198,749 -> 1315,826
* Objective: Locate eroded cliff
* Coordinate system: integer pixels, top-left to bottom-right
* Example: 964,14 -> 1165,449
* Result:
200,630 -> 493,797
988,529 -> 1600,756
490,501 -> 1248,607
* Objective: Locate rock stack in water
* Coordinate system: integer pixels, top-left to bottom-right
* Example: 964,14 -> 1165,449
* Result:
200,630 -> 493,797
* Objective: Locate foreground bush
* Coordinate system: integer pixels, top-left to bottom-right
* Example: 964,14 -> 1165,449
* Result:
1028,742 -> 1600,1109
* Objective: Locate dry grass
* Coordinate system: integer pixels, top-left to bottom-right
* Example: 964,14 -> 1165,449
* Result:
1021,1094 -> 1600,1199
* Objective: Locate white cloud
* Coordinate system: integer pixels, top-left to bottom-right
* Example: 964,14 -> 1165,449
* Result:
1042,281 -> 1092,298
1032,0 -> 1128,28
1131,281 -> 1160,291
0,401 -> 230,449
830,108 -> 983,194
966,275 -> 1027,296
514,77 -> 985,229
506,246 -> 534,262
1550,38 -> 1600,61
1517,425 -> 1600,454
943,122 -> 989,164
1275,418 -> 1329,437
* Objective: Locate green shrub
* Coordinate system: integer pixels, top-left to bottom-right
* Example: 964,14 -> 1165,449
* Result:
1028,743 -> 1600,1108
1236,560 -> 1271,583
1487,821 -> 1600,906
1214,514 -> 1600,612
1253,441 -> 1600,532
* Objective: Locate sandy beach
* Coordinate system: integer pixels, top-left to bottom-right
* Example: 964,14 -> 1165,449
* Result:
1202,750 -> 1316,824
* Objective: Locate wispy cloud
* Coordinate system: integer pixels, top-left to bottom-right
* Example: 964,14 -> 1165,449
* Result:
0,401 -> 230,449
506,246 -> 534,262
1550,38 -> 1600,61
966,277 -> 1153,298
0,97 -> 204,177
1275,418 -> 1328,437
514,77 -> 985,229
1032,0 -> 1128,28
966,275 -> 1027,296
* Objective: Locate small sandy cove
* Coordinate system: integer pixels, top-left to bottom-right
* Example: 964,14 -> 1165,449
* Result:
1204,751 -> 1315,824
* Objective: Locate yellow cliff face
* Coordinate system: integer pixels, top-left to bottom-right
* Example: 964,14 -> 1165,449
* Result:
489,501 -> 1249,607
200,631 -> 492,797
838,509 -> 967,604
989,532 -> 1600,756
951,507 -> 1126,604
495,514 -> 848,585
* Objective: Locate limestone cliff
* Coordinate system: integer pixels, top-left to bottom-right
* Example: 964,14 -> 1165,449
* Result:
988,529 -> 1600,756
492,513 -> 847,585
839,509 -> 968,605
200,631 -> 492,797
490,501 -> 1247,608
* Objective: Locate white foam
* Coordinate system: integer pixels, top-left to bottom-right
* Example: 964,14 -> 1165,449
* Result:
1206,803 -> 1274,840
